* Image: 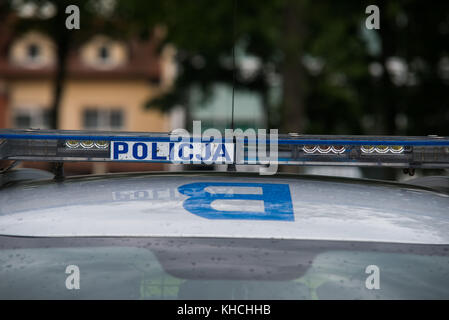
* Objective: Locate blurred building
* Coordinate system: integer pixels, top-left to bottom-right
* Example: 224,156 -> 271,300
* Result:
0,18 -> 178,174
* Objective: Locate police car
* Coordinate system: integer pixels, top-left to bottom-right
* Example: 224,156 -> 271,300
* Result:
0,129 -> 448,299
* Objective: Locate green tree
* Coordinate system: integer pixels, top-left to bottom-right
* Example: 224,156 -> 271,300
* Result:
116,0 -> 449,136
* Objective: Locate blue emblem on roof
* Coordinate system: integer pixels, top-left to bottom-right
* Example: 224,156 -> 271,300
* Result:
178,182 -> 294,221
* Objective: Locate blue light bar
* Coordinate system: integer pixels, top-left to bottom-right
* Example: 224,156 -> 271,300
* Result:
1,129 -> 449,168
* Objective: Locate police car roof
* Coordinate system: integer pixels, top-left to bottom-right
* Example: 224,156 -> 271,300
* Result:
0,171 -> 448,245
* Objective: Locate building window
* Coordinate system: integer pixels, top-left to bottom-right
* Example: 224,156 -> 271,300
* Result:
14,108 -> 50,129
15,113 -> 31,128
83,108 -> 124,130
110,110 -> 123,128
27,43 -> 40,59
26,43 -> 41,62
98,45 -> 110,62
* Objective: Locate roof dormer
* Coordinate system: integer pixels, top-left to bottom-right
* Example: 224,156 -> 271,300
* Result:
80,35 -> 128,70
9,31 -> 56,68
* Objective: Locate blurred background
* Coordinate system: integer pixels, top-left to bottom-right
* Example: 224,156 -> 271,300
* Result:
0,0 -> 448,179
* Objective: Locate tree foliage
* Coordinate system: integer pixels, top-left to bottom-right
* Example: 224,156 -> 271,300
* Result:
118,0 -> 449,135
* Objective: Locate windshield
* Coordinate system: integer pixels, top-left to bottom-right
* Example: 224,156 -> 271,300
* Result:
0,236 -> 448,300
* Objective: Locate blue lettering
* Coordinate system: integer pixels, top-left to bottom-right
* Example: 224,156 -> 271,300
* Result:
133,142 -> 148,160
113,142 -> 128,159
179,143 -> 193,161
168,142 -> 175,161
213,144 -> 231,162
178,182 -> 294,221
197,143 -> 212,160
152,142 -> 167,160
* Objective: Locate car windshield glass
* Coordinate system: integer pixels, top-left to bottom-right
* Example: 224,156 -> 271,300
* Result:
0,237 -> 448,299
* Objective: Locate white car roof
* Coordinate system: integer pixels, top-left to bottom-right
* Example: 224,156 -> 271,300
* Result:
0,172 -> 448,244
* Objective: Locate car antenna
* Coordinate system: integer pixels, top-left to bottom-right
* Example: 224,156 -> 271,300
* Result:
227,0 -> 237,172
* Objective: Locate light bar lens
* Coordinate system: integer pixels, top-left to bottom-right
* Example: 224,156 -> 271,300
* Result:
94,141 -> 109,149
65,140 -> 79,148
303,145 -> 346,154
65,140 -> 109,150
302,145 -> 345,154
360,145 -> 405,154
390,146 -> 404,153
